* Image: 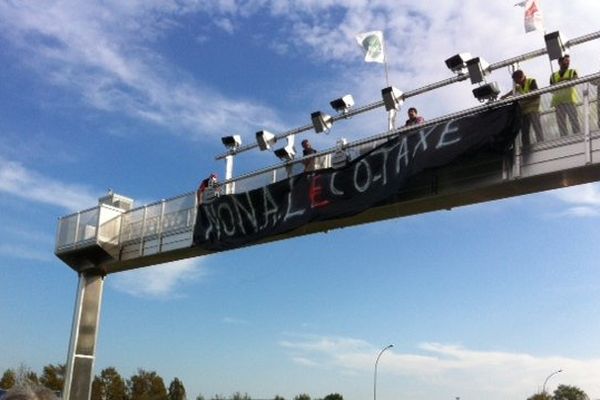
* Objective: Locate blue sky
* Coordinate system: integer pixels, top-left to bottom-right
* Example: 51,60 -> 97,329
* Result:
1,1 -> 600,400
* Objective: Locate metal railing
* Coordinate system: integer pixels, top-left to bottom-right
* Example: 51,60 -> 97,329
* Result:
118,193 -> 196,244
221,73 -> 600,194
56,207 -> 100,250
55,73 -> 600,255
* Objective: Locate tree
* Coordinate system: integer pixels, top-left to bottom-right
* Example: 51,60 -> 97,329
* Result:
553,385 -> 589,400
40,364 -> 65,392
527,393 -> 552,400
15,365 -> 38,385
25,371 -> 39,385
293,394 -> 311,400
0,369 -> 16,389
273,396 -> 285,400
323,394 -> 343,400
231,393 -> 250,400
167,378 -> 186,400
92,376 -> 104,400
128,369 -> 167,400
195,395 -> 205,400
93,367 -> 128,400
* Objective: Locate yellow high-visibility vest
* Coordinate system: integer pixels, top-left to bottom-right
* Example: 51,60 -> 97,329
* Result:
516,78 -> 540,114
550,69 -> 579,107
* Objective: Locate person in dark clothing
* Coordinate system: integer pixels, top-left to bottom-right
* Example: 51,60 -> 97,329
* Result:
301,139 -> 317,171
197,173 -> 218,204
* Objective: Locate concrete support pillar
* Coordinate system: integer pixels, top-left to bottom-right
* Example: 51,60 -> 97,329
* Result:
63,272 -> 105,400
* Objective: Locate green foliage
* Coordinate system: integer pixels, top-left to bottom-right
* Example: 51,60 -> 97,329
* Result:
231,393 -> 250,400
40,364 -> 65,392
128,369 -> 168,400
0,369 -> 16,389
92,376 -> 104,400
527,385 -> 589,400
527,393 -> 552,400
167,378 -> 186,400
322,394 -> 343,400
293,394 -> 311,400
195,395 -> 205,400
273,396 -> 285,400
25,372 -> 39,385
15,365 -> 38,385
94,367 -> 128,400
553,385 -> 589,400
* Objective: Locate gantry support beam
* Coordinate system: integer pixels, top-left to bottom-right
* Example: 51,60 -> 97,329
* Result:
63,272 -> 104,400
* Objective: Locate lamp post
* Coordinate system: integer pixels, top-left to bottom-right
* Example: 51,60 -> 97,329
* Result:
543,369 -> 563,395
374,344 -> 394,400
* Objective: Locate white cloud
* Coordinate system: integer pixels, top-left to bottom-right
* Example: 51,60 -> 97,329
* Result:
0,156 -> 98,211
0,226 -> 55,262
215,17 -> 236,34
552,183 -> 600,217
2,1 -> 599,142
291,356 -> 319,367
222,317 -> 250,325
279,335 -> 600,400
281,335 -> 371,354
0,224 -> 54,245
553,183 -> 600,206
557,206 -> 600,218
0,243 -> 53,262
110,258 -> 205,299
0,1 -> 285,139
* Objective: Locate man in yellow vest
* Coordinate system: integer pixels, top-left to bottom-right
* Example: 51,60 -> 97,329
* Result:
550,54 -> 580,136
503,69 -> 544,146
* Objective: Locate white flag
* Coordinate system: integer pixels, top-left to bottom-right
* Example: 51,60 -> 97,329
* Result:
523,0 -> 543,33
356,31 -> 385,63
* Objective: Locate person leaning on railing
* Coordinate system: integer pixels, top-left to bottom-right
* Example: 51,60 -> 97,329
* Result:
502,69 -> 544,146
550,54 -> 581,136
404,107 -> 425,127
196,173 -> 219,204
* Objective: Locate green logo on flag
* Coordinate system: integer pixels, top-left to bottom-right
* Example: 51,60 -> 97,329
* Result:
362,35 -> 382,58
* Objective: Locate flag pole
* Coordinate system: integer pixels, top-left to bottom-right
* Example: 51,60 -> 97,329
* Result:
383,39 -> 390,87
383,43 -> 395,130
356,30 -> 394,129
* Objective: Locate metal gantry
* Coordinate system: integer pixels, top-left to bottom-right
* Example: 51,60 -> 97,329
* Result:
55,32 -> 600,400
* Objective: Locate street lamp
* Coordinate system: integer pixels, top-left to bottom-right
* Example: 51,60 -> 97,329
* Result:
543,369 -> 563,395
374,344 -> 394,400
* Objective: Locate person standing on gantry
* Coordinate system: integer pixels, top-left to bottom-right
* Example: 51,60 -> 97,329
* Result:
301,139 -> 318,172
197,173 -> 219,204
502,69 -> 544,146
550,54 -> 581,136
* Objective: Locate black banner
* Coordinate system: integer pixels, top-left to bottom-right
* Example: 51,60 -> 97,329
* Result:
193,104 -> 520,250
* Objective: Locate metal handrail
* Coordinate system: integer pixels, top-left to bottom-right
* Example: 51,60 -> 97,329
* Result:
220,71 -> 600,187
